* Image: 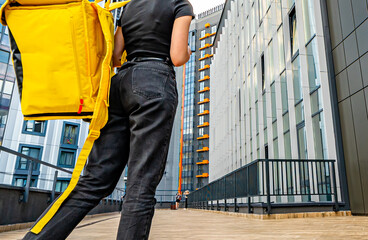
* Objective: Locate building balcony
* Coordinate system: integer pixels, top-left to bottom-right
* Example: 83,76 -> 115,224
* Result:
197,134 -> 209,140
197,110 -> 210,116
198,76 -> 210,82
199,33 -> 211,40
197,98 -> 210,105
196,160 -> 209,165
197,147 -> 209,152
198,64 -> 210,71
198,87 -> 210,93
198,54 -> 214,61
196,173 -> 209,178
197,122 -> 209,128
199,44 -> 213,51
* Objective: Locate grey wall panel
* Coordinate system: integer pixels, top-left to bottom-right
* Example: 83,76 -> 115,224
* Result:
338,0 -> 355,38
350,91 -> 368,213
344,32 -> 359,66
360,53 -> 368,87
332,42 -> 346,74
347,60 -> 363,95
356,19 -> 368,57
326,0 -> 343,49
351,0 -> 368,27
339,99 -> 365,214
336,70 -> 350,102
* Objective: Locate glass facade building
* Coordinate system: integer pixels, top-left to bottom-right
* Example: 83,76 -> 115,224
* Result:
210,0 -> 346,204
179,6 -> 223,192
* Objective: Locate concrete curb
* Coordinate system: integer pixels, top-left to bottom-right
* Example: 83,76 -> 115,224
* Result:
189,209 -> 352,220
0,211 -> 120,233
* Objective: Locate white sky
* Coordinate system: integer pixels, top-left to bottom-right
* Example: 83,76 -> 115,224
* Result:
188,0 -> 226,14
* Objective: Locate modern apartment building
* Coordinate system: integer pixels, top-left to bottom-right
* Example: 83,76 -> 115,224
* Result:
178,5 -> 223,192
0,23 -> 16,145
209,0 -> 353,207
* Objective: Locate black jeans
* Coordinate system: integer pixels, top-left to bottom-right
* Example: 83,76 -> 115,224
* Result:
23,60 -> 178,240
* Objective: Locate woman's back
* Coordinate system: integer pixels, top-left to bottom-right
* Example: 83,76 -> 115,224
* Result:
119,0 -> 194,61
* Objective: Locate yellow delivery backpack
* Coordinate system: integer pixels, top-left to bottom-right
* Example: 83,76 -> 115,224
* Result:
0,0 -> 130,234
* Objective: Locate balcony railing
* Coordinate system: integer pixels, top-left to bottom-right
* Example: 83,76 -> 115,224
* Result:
188,159 -> 340,214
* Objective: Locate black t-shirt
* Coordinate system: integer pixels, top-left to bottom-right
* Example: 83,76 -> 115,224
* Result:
117,0 -> 195,61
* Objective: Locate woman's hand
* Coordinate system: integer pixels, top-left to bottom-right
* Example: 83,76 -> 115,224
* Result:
113,27 -> 125,68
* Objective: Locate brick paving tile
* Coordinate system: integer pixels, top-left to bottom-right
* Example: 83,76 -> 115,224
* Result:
0,209 -> 367,239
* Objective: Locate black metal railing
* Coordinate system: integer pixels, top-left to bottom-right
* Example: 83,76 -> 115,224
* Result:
188,159 -> 339,214
0,145 -> 124,203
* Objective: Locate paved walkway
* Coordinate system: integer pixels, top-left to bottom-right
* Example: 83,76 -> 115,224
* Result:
1,210 -> 368,239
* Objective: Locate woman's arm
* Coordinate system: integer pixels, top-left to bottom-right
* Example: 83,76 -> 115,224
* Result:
113,27 -> 125,68
170,15 -> 192,67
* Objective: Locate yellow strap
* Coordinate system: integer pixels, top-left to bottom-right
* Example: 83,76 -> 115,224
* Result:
30,3 -> 113,234
108,0 -> 130,11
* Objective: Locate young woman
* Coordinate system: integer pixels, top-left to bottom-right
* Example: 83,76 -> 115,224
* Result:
23,0 -> 194,239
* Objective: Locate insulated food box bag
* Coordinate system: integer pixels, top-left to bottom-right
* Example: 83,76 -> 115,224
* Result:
0,0 -> 130,234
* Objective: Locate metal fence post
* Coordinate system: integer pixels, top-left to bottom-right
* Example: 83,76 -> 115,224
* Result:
265,160 -> 271,214
23,160 -> 33,203
247,165 -> 252,213
50,170 -> 58,203
331,162 -> 339,211
224,178 -> 228,211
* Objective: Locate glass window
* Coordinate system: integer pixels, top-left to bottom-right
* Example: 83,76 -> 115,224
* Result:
312,112 -> 327,159
200,61 -> 205,69
61,123 -> 79,148
284,131 -> 292,158
283,112 -> 290,132
295,102 -> 304,124
273,138 -> 279,159
306,39 -> 320,92
0,62 -> 7,78
199,128 -> 204,137
1,35 -> 9,46
16,146 -> 41,171
201,30 -> 205,38
273,121 -> 278,139
23,120 -> 47,136
263,94 -> 267,128
289,8 -> 298,56
58,149 -> 76,168
55,179 -> 70,192
200,82 -> 204,91
264,128 -> 268,145
277,27 -> 285,73
268,40 -> 274,83
3,81 -> 13,95
297,126 -> 308,159
200,104 -> 204,113
310,90 -> 322,114
302,0 -> 316,42
199,93 -> 204,102
271,83 -> 276,121
0,50 -> 9,63
201,40 -> 205,48
292,56 -> 302,103
13,176 -> 37,187
199,116 -> 204,125
200,50 -> 205,58
200,71 -> 205,79
211,25 -> 217,34
280,73 -> 288,113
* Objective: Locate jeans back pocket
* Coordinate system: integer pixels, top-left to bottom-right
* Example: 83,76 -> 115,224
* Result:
131,67 -> 169,100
